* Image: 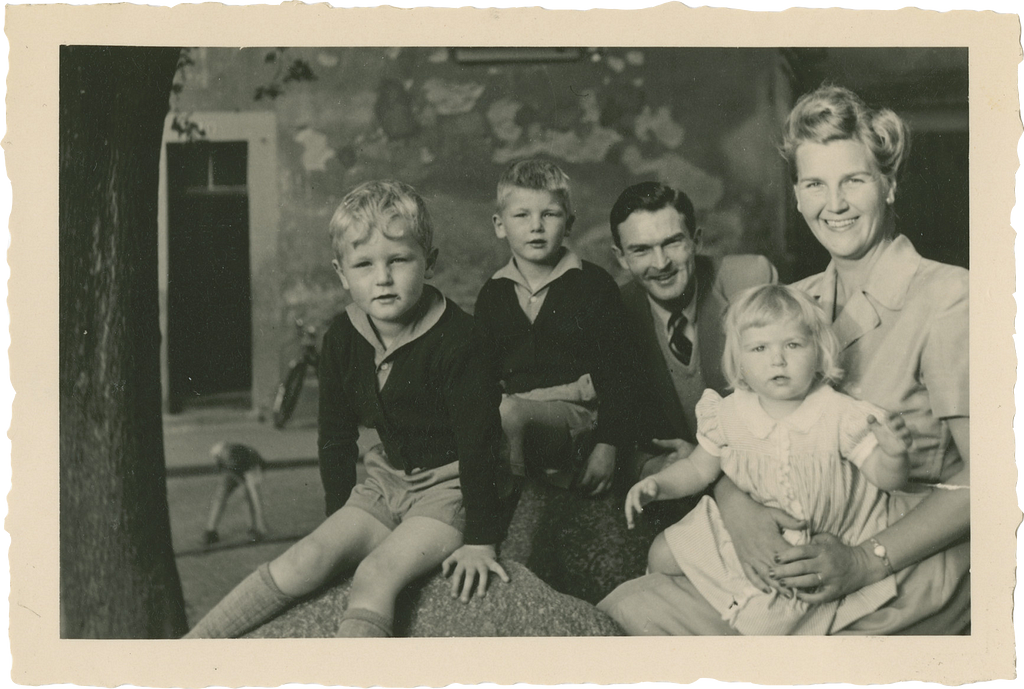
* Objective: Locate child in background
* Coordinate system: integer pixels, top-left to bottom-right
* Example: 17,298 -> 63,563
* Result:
474,160 -> 641,496
202,441 -> 268,546
185,180 -> 507,639
600,284 -> 911,635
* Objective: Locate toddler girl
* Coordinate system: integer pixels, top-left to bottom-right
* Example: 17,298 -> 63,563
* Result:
601,283 -> 911,635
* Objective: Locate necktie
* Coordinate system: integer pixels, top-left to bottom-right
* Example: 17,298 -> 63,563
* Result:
668,311 -> 693,366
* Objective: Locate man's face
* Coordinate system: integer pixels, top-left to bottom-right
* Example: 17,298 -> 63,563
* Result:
613,206 -> 698,306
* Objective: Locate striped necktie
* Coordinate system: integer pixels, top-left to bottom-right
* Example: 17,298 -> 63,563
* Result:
668,311 -> 693,366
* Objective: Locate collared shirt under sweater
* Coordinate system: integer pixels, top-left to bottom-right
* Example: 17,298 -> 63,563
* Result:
474,251 -> 642,449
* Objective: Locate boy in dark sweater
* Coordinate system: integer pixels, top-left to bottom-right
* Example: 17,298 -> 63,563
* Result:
186,180 -> 508,639
475,160 -> 640,496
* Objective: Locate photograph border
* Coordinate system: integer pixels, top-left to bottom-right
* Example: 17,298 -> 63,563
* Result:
8,3 -> 1019,686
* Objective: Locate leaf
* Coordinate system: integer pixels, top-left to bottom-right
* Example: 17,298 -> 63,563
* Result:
283,59 -> 317,84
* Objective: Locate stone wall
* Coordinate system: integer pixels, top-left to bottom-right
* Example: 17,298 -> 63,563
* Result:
171,47 -> 791,410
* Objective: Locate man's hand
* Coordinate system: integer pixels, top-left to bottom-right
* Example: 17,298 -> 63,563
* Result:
441,544 -> 509,603
577,443 -> 616,496
640,438 -> 696,479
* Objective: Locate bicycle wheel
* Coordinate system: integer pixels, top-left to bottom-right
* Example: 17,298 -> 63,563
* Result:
272,360 -> 308,428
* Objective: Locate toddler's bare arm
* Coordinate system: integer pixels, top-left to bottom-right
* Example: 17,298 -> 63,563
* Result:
860,412 -> 911,491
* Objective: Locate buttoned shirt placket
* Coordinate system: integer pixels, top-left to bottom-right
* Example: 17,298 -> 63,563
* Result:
492,247 -> 583,323
345,288 -> 448,471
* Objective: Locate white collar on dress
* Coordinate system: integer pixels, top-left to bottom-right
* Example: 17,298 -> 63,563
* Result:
734,383 -> 834,439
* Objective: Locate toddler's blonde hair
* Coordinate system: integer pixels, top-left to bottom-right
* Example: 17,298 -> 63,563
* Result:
721,283 -> 843,392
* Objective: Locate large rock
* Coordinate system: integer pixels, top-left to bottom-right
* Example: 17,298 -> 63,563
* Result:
246,560 -> 622,637
244,465 -> 693,637
502,475 -> 688,604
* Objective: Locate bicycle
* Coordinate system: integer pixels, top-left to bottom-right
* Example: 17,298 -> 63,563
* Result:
271,319 -> 320,428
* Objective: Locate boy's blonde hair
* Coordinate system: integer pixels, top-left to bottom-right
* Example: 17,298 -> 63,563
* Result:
496,159 -> 573,216
329,180 -> 434,259
721,284 -> 843,392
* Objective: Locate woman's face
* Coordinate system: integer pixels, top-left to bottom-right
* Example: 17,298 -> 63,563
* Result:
793,138 -> 895,263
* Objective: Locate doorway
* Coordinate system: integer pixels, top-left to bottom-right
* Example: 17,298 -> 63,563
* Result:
165,141 -> 252,412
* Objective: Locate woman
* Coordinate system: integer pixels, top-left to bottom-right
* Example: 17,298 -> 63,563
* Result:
600,84 -> 969,635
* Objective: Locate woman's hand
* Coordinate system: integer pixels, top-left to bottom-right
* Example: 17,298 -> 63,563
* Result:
770,532 -> 880,604
714,477 -> 807,593
442,544 -> 510,603
624,477 -> 659,529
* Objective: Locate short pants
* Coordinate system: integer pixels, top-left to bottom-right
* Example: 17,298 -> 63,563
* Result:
215,443 -> 265,480
345,445 -> 465,533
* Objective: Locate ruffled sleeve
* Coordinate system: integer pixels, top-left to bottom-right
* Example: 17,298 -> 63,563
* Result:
695,389 -> 726,456
838,396 -> 885,469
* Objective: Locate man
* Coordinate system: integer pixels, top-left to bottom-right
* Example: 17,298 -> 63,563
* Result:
610,181 -> 777,476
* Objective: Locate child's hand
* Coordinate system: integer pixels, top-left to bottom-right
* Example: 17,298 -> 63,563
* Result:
441,544 -> 509,603
867,412 -> 912,456
624,477 -> 659,529
578,443 -> 616,497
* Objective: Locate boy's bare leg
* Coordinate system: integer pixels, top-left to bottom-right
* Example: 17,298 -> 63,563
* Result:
268,505 -> 391,597
343,516 -> 462,631
647,531 -> 684,576
242,471 -> 269,537
204,474 -> 239,534
185,505 -> 390,638
500,395 -> 574,479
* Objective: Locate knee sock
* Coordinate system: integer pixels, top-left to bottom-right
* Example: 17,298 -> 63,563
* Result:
335,607 -> 394,638
183,562 -> 293,638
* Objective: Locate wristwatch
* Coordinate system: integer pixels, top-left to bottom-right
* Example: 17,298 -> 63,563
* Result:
868,537 -> 895,576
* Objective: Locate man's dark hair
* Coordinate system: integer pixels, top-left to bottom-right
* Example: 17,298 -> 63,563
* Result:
609,181 -> 697,248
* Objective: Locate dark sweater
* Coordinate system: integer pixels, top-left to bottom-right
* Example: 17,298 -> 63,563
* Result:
474,260 -> 642,449
317,298 -> 505,546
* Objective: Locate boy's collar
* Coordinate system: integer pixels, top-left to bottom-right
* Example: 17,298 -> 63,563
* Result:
492,246 -> 582,294
347,285 -> 447,364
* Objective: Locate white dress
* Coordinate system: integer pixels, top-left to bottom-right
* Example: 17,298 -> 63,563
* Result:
663,385 -> 899,635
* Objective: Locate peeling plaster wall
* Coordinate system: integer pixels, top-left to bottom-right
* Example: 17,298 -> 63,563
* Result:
173,47 -> 791,410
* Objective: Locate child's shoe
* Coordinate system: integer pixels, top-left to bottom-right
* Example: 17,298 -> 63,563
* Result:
202,529 -> 220,546
248,529 -> 266,543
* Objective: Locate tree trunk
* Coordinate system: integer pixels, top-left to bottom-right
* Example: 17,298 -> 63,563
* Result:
59,46 -> 186,638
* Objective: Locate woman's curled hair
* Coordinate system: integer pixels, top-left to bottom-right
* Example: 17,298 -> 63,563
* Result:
780,84 -> 910,184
